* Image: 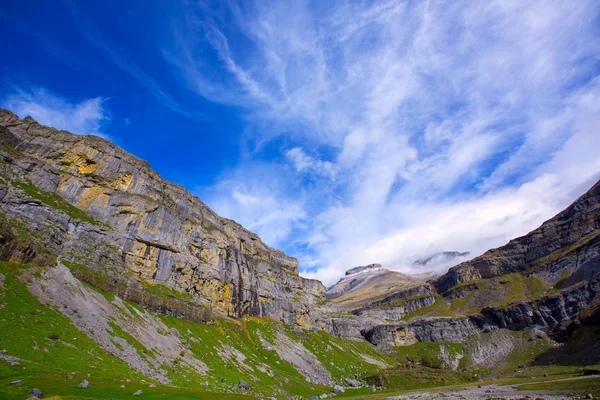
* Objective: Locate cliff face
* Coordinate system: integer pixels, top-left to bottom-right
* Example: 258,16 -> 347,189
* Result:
0,109 -> 324,327
363,277 -> 600,348
434,180 -> 600,293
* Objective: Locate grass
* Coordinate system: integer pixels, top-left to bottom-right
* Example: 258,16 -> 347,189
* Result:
0,260 -> 148,399
363,364 -> 476,391
517,376 -> 600,397
401,296 -> 456,320
442,273 -> 552,316
2,260 -> 393,398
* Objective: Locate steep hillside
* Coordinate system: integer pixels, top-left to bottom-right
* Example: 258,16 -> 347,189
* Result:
434,179 -> 600,293
0,109 -> 324,328
0,261 -> 394,399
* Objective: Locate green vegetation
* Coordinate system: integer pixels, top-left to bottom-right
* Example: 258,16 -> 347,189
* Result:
364,364 -> 476,391
518,376 -> 600,397
401,296 -> 456,320
285,327 -> 392,380
11,179 -> 108,227
0,260 -> 397,398
0,260 -> 148,399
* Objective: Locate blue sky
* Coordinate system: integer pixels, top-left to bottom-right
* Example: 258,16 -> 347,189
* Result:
2,0 -> 600,285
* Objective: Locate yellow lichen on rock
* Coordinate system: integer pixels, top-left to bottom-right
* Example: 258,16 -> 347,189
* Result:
62,153 -> 99,175
77,186 -> 109,210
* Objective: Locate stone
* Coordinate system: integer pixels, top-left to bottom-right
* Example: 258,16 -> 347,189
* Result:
307,396 -> 319,400
148,383 -> 156,388
333,385 -> 344,393
344,377 -> 361,387
236,380 -> 252,390
10,380 -> 22,385
133,390 -> 143,396
28,388 -> 44,399
78,379 -> 90,389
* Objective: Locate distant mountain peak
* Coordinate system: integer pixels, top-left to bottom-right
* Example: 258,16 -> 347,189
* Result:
413,251 -> 470,267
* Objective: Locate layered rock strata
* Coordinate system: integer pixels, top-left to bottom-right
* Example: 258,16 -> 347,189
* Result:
0,109 -> 324,327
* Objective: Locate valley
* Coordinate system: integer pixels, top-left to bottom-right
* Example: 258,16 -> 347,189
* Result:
0,109 -> 599,399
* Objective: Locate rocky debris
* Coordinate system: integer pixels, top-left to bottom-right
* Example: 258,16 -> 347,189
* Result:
434,179 -> 600,294
133,389 -> 143,396
236,380 -> 252,390
263,331 -> 332,386
389,382 -> 587,399
27,264 -> 208,384
9,379 -> 22,385
0,352 -> 22,366
344,377 -> 361,387
28,388 -> 44,399
333,385 -> 344,393
78,379 -> 90,389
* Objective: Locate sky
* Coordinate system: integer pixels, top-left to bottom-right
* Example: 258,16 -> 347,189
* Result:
2,0 -> 600,286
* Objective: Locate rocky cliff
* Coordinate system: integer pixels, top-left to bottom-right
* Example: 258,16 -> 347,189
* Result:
434,180 -> 600,293
363,276 -> 600,348
0,109 -> 324,327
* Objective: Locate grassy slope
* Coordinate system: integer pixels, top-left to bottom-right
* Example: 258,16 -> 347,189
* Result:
0,261 -> 398,399
401,273 -> 551,321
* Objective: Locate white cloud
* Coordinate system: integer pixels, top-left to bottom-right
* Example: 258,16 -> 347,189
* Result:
2,87 -> 110,137
286,147 -> 339,180
200,164 -> 307,249
174,1 -> 600,286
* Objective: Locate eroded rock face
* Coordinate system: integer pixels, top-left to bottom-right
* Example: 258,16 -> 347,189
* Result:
0,109 -> 324,327
363,277 -> 600,348
434,180 -> 600,293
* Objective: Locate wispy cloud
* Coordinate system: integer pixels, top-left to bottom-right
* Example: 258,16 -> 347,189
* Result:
200,163 -> 307,249
168,0 -> 600,285
286,147 -> 339,180
2,86 -> 110,138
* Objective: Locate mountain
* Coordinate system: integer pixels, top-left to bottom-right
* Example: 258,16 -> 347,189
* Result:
1,108 -> 600,399
434,180 -> 600,293
326,263 -> 431,311
0,109 -> 324,327
412,251 -> 470,271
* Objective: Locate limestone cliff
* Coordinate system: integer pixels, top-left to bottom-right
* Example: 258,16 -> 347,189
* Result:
0,109 -> 324,327
434,180 -> 600,293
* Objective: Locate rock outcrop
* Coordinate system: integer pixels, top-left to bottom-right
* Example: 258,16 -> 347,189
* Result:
434,180 -> 600,293
0,109 -> 324,327
363,277 -> 600,348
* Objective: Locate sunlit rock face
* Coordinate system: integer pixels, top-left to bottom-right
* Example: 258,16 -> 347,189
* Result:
0,108 -> 325,327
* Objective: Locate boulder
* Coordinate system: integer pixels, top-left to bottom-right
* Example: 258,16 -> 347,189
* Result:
133,390 -> 143,396
344,378 -> 361,387
28,388 -> 44,399
236,380 -> 252,390
78,380 -> 90,389
9,380 -> 22,385
333,385 -> 344,393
